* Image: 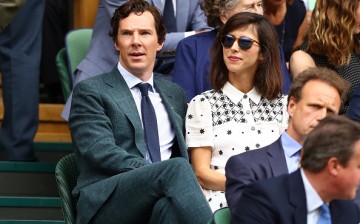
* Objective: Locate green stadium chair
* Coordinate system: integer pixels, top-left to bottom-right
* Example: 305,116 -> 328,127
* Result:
55,153 -> 79,224
208,207 -> 231,224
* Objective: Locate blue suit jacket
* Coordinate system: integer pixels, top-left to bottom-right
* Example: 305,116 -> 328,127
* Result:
232,170 -> 360,224
347,85 -> 360,121
225,137 -> 288,212
75,0 -> 209,83
69,67 -> 188,223
172,30 -> 291,101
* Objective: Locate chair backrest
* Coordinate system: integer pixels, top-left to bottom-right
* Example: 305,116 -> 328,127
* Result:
55,48 -> 72,101
65,28 -> 93,75
209,207 -> 231,224
55,153 -> 79,224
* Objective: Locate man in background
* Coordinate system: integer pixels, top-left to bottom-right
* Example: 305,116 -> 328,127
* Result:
226,67 -> 348,212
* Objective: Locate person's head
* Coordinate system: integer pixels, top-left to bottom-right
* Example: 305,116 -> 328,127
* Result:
306,0 -> 360,66
301,115 -> 360,200
108,0 -> 166,80
201,0 -> 264,28
209,12 -> 282,100
287,67 -> 347,143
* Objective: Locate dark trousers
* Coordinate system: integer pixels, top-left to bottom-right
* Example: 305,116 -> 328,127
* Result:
87,158 -> 212,224
0,0 -> 45,161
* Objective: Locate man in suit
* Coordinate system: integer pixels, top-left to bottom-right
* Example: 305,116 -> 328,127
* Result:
69,1 -> 212,223
225,67 -> 348,212
232,115 -> 360,224
0,0 -> 44,161
61,0 -> 209,120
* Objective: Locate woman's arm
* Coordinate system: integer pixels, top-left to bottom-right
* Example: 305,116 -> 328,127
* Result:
190,146 -> 226,191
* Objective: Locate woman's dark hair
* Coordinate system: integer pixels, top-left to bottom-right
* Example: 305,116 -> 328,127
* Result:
109,0 -> 166,45
209,12 -> 282,100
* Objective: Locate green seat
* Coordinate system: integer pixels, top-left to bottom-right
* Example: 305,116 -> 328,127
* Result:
65,28 -> 93,75
55,28 -> 93,102
55,48 -> 72,101
55,153 -> 79,224
208,207 -> 231,224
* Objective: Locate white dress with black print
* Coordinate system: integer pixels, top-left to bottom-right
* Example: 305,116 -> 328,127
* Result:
186,82 -> 288,212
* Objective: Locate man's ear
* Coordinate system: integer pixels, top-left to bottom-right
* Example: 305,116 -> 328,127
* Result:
328,157 -> 341,176
157,42 -> 164,52
288,96 -> 296,118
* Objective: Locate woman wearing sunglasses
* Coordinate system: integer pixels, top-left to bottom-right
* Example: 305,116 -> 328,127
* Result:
185,12 -> 288,212
172,0 -> 291,103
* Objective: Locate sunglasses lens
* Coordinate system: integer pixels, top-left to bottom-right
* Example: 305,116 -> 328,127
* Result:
239,37 -> 253,50
221,35 -> 235,48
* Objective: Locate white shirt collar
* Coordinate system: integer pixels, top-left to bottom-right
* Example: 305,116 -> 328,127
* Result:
300,169 -> 324,213
117,62 -> 155,92
221,82 -> 262,105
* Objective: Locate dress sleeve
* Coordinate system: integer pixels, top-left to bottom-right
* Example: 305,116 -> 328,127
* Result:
185,94 -> 214,149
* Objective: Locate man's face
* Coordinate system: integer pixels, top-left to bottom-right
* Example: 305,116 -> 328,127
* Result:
114,11 -> 163,80
287,80 -> 341,143
335,140 -> 360,200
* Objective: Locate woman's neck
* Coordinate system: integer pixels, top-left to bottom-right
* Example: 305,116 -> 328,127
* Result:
228,72 -> 254,93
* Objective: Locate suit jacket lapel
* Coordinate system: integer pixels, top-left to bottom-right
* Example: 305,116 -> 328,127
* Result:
154,78 -> 188,160
288,170 -> 308,224
103,68 -> 147,157
267,137 -> 289,176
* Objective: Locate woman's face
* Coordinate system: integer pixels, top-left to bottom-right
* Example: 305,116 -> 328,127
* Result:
355,1 -> 360,34
222,24 -> 262,79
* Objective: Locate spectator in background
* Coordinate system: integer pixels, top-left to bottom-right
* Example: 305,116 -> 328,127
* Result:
61,0 -> 209,121
173,0 -> 291,102
263,0 -> 307,62
69,1 -> 212,223
0,0 -> 45,161
290,0 -> 360,114
232,115 -> 360,224
226,67 -> 348,214
186,12 -> 288,211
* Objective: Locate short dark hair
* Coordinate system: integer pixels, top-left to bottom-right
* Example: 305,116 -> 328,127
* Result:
109,0 -> 166,45
288,67 -> 348,107
209,12 -> 282,100
301,115 -> 360,172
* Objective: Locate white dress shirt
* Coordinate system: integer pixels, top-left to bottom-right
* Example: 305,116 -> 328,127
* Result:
117,62 -> 175,162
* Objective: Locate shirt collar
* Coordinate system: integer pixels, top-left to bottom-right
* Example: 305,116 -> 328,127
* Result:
300,169 -> 324,213
281,131 -> 302,158
117,62 -> 155,91
222,82 -> 262,105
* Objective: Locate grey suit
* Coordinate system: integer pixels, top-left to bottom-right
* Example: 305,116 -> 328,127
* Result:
69,67 -> 211,223
61,0 -> 209,120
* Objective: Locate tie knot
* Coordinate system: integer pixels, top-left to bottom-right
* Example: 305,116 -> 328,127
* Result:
320,204 -> 330,214
318,204 -> 331,224
137,83 -> 151,96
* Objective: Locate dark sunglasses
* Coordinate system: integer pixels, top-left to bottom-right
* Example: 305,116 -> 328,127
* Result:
221,34 -> 261,50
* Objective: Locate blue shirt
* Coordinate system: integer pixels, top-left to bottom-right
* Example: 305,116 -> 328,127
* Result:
281,131 -> 302,173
